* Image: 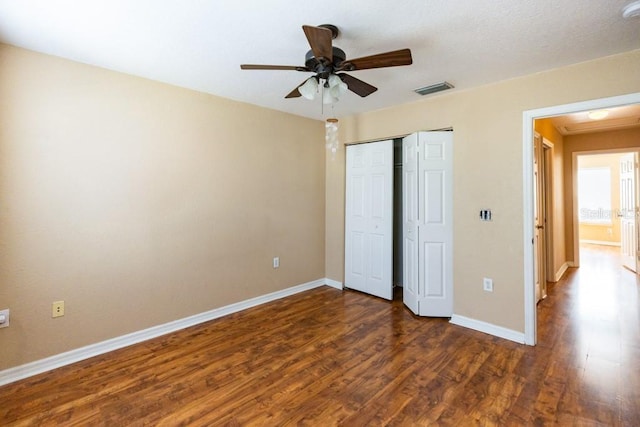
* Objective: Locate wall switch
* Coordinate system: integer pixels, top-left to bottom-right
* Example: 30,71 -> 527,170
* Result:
483,278 -> 494,292
0,309 -> 9,328
273,257 -> 280,269
52,301 -> 65,318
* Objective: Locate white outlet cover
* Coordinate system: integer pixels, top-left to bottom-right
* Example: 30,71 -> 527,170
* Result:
483,278 -> 493,292
0,308 -> 9,328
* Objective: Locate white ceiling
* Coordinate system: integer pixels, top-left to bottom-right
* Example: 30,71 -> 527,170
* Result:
0,0 -> 639,121
549,105 -> 640,135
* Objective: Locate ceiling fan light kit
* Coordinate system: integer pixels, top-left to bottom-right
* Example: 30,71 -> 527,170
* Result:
240,24 -> 413,103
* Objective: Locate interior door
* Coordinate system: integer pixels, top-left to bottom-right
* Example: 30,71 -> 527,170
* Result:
403,131 -> 453,316
533,133 -> 545,302
620,152 -> 637,272
344,140 -> 393,300
402,133 -> 419,313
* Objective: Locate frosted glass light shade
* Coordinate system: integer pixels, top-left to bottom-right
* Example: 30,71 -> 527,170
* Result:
323,88 -> 337,104
299,77 -> 318,100
328,74 -> 348,98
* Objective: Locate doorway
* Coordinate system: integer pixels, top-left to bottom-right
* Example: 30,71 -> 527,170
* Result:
523,92 -> 640,345
574,151 -> 639,272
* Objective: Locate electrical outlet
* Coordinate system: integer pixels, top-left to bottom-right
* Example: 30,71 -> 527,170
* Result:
52,301 -> 65,318
483,278 -> 493,292
0,309 -> 9,328
273,257 -> 280,269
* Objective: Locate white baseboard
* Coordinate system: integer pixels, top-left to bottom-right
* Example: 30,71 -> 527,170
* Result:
579,239 -> 621,247
0,278 -> 328,387
324,278 -> 343,290
555,262 -> 570,281
450,314 -> 525,344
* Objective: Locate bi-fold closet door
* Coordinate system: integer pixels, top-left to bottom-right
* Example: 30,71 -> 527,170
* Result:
402,132 -> 453,316
344,132 -> 453,317
344,140 -> 394,300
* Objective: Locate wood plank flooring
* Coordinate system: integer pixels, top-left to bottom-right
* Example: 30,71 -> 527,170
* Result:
1,244 -> 639,425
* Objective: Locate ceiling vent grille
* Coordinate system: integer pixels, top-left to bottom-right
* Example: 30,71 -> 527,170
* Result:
414,81 -> 454,96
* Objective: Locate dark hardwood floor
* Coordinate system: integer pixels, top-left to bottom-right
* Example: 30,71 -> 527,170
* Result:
1,244 -> 639,425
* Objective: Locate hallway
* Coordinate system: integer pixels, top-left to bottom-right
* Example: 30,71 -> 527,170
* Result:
535,243 -> 639,424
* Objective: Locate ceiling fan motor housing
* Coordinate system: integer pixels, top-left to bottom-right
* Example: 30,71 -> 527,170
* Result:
305,47 -> 346,78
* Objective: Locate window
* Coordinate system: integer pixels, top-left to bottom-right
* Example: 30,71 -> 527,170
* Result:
578,167 -> 612,224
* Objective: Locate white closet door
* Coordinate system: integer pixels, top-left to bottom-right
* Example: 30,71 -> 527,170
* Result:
402,133 -> 420,313
345,140 -> 393,300
403,131 -> 453,316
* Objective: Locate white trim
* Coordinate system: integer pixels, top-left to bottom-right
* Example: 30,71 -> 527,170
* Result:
572,152 -> 580,266
0,278 -> 327,387
554,262 -> 570,282
523,113 -> 536,345
579,239 -> 621,247
522,92 -> 640,347
324,278 -> 343,290
450,315 -> 525,344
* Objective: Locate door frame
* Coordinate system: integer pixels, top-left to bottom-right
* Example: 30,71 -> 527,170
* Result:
522,92 -> 640,345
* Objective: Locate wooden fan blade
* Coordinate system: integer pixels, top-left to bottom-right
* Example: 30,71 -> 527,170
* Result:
285,86 -> 302,98
285,78 -> 315,98
339,73 -> 378,97
302,25 -> 333,61
241,64 -> 309,71
339,48 -> 412,71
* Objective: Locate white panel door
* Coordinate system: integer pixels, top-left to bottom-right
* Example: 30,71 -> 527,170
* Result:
418,132 -> 453,316
533,133 -> 544,302
620,153 -> 637,272
345,140 -> 393,300
402,131 -> 453,317
402,133 -> 419,313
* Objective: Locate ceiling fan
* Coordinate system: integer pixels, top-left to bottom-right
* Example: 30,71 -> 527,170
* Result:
240,24 -> 413,102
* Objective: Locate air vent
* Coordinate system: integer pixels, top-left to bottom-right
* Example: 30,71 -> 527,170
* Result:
414,81 -> 454,96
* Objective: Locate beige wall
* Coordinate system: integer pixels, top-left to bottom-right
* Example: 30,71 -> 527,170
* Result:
326,50 -> 640,333
0,44 -> 325,370
563,128 -> 640,262
534,119 -> 566,280
2,43 -> 639,372
577,153 -> 623,244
